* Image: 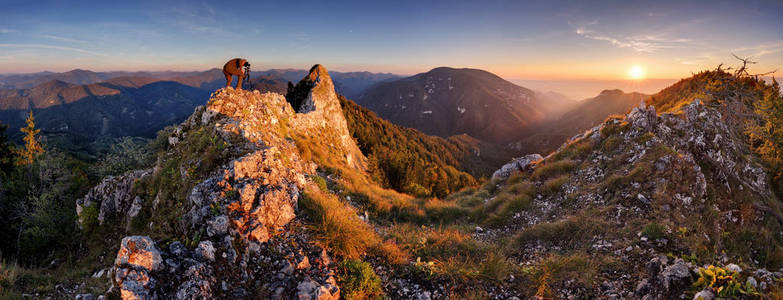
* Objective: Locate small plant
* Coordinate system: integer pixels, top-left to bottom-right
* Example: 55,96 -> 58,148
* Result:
338,259 -> 384,300
0,260 -> 20,289
209,202 -> 221,216
225,189 -> 239,199
642,223 -> 666,240
693,265 -> 759,297
413,257 -> 437,279
311,175 -> 328,192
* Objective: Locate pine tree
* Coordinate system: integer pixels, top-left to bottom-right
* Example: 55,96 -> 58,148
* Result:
15,111 -> 44,166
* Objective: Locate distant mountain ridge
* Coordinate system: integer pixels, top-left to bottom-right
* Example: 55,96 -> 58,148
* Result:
510,89 -> 648,153
0,68 -> 400,99
0,79 -> 209,144
356,67 -> 574,144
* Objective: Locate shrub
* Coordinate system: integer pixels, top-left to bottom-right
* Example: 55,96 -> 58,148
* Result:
80,204 -> 100,234
337,259 -> 384,300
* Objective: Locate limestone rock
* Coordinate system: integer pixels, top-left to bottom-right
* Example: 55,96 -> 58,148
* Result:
113,236 -> 162,300
76,169 -> 152,229
491,154 -> 543,180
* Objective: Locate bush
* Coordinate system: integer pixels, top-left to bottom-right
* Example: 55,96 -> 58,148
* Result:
80,204 -> 100,234
337,259 -> 384,300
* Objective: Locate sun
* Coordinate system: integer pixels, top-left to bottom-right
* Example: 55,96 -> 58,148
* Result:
628,65 -> 645,79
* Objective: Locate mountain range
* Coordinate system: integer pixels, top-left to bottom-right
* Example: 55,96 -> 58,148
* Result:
356,67 -> 576,144
0,68 -> 399,151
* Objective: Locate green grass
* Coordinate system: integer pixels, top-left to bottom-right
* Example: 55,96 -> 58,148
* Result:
532,160 -> 577,180
337,259 -> 384,300
511,214 -> 604,250
542,175 -> 570,196
642,222 -> 666,240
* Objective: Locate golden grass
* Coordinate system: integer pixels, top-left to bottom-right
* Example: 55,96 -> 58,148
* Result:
299,186 -> 379,259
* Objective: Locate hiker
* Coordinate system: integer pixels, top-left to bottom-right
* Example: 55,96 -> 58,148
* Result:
223,58 -> 251,90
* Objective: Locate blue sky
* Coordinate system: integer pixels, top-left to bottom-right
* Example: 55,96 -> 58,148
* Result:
0,0 -> 781,80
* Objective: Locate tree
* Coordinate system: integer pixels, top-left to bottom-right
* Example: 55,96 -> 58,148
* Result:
15,111 -> 44,166
0,123 -> 14,177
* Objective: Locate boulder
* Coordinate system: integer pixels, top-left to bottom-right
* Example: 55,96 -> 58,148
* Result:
113,236 -> 163,300
491,154 -> 543,181
296,277 -> 340,300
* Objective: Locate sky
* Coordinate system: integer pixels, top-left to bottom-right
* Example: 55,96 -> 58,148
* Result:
0,0 -> 782,82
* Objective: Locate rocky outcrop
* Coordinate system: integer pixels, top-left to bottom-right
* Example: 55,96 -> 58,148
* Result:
491,153 -> 542,181
76,169 -> 152,229
99,65 -> 358,299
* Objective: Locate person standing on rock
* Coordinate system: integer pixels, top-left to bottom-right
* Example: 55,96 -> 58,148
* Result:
223,58 -> 251,90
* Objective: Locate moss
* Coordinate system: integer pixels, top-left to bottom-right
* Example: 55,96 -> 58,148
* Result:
337,259 -> 384,300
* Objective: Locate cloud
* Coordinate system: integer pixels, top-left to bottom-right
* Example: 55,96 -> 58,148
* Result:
733,41 -> 783,58
574,25 -> 691,53
0,28 -> 18,34
42,34 -> 87,44
0,43 -> 105,56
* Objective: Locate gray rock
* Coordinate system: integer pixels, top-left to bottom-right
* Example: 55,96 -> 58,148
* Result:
491,154 -> 543,181
115,236 -> 162,272
693,289 -> 714,300
207,215 -> 228,237
195,241 -> 216,262
296,277 -> 339,300
74,294 -> 95,300
76,169 -> 152,228
726,263 -> 742,273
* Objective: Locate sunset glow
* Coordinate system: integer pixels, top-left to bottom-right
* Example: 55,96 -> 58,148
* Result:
628,66 -> 645,80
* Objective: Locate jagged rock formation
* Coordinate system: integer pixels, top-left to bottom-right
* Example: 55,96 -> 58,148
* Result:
76,169 -> 152,229
78,65 -> 362,299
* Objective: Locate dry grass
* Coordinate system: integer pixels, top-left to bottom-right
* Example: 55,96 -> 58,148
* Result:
299,186 -> 380,259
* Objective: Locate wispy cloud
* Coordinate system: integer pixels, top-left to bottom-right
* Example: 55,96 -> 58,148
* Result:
574,26 -> 690,53
733,41 -> 783,58
42,34 -> 87,44
0,43 -> 104,56
0,28 -> 17,34
675,54 -> 717,65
